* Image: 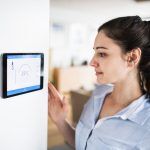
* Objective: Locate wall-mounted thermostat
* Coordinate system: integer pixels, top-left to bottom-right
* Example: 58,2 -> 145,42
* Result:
2,53 -> 44,98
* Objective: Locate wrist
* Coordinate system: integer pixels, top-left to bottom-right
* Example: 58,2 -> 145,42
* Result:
55,119 -> 67,129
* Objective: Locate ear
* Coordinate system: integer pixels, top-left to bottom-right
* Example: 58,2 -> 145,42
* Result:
127,48 -> 141,67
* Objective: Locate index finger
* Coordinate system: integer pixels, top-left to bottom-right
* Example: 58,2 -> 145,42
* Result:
48,82 -> 63,100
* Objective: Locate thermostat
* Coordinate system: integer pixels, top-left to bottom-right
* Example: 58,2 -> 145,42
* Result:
2,53 -> 44,98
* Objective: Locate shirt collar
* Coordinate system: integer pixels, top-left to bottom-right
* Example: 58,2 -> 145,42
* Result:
116,95 -> 150,125
93,85 -> 150,126
123,95 -> 150,125
118,95 -> 146,118
93,85 -> 113,123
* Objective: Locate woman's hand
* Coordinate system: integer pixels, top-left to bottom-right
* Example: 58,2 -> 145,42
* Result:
48,82 -> 75,147
48,82 -> 68,125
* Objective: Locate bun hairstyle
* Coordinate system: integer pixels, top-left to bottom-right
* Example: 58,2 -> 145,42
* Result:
98,16 -> 150,98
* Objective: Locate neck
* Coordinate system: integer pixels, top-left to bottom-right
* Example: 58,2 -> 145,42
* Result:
110,72 -> 143,106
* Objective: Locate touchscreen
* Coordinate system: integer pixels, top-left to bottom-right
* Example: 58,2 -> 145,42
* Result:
2,53 -> 44,98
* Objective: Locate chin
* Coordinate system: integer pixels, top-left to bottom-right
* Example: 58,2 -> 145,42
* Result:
97,79 -> 108,84
97,78 -> 113,85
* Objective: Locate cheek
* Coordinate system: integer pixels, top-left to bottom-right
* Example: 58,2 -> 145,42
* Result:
106,60 -> 128,78
114,67 -> 128,78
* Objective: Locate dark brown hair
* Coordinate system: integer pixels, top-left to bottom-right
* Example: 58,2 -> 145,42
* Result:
98,16 -> 150,98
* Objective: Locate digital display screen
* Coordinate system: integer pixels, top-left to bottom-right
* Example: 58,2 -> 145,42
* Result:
2,53 -> 44,98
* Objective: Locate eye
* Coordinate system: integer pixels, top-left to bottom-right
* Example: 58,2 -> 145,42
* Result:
98,52 -> 106,57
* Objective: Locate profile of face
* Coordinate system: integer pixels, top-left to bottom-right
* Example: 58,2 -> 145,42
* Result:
90,30 -> 131,85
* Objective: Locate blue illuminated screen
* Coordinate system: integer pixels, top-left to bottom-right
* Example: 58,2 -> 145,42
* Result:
6,54 -> 42,96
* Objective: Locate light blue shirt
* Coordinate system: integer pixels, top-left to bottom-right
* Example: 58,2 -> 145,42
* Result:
75,84 -> 150,150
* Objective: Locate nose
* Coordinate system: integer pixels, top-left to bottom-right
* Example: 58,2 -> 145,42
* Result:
90,56 -> 98,68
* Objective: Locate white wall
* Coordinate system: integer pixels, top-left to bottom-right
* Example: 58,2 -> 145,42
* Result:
0,0 -> 49,150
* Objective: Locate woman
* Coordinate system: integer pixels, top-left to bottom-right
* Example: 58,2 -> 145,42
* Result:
48,16 -> 150,150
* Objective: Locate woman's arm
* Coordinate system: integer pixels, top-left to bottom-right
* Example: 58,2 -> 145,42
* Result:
48,82 -> 75,148
56,119 -> 75,147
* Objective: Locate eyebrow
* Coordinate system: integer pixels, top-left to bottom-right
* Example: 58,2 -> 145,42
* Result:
93,46 -> 108,50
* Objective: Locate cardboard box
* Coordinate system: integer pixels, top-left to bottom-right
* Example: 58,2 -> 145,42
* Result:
70,90 -> 92,125
53,66 -> 96,93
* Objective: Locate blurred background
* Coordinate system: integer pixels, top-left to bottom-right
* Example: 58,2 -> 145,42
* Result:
48,0 -> 150,149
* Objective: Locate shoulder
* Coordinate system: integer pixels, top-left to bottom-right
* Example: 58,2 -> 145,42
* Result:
129,95 -> 150,130
142,102 -> 150,131
135,131 -> 150,149
93,84 -> 113,96
78,84 -> 113,123
84,84 -> 113,108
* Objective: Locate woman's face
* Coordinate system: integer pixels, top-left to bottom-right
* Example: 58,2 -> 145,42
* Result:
90,30 -> 129,84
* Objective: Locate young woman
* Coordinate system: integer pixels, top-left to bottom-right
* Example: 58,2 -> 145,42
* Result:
48,16 -> 150,150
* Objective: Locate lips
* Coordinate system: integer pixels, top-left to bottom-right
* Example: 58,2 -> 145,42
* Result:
95,71 -> 103,75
